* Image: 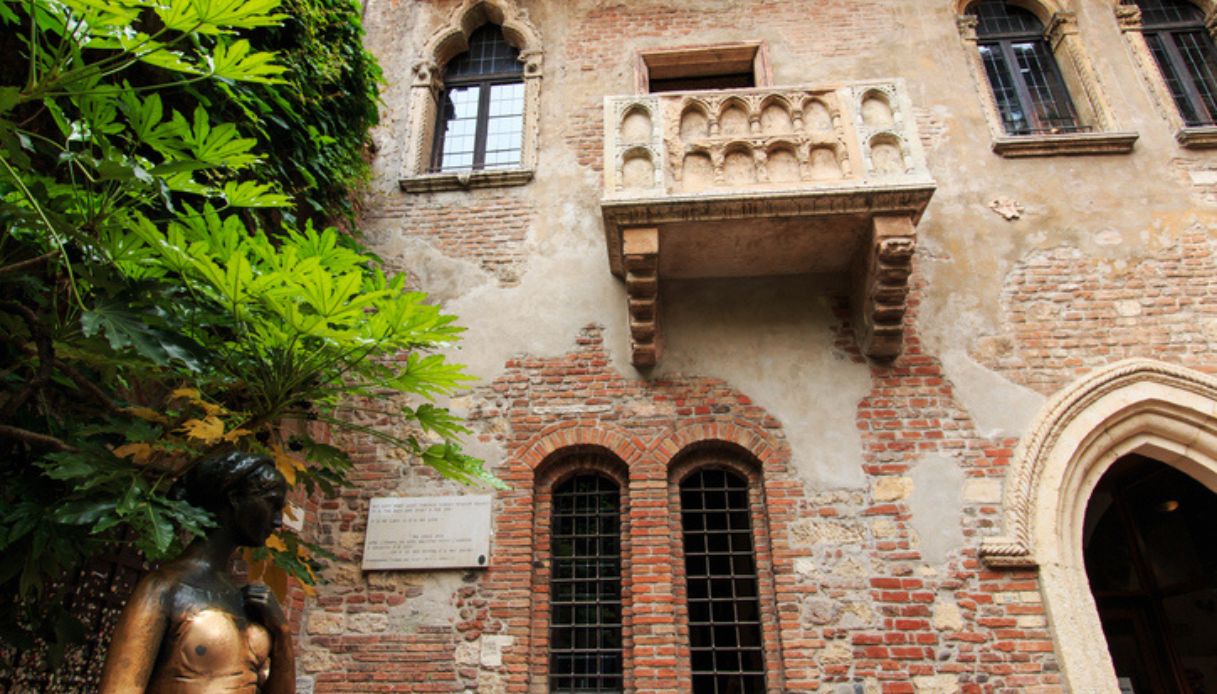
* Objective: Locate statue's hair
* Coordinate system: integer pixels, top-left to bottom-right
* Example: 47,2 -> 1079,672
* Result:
168,450 -> 281,513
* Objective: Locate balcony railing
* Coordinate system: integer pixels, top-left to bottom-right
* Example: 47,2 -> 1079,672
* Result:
598,80 -> 937,366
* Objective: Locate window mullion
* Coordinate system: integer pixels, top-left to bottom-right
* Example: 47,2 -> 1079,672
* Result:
1003,40 -> 1040,132
473,80 -> 492,170
1164,30 -> 1217,124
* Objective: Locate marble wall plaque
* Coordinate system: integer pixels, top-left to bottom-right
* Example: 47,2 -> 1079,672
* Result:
361,495 -> 492,570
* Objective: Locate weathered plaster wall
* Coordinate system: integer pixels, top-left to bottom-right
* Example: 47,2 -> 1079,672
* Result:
295,0 -> 1217,691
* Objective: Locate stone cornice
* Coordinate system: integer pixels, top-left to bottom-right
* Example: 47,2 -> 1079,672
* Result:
991,131 -> 1139,157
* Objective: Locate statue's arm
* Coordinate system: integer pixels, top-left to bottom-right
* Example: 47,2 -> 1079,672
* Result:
98,574 -> 169,693
244,584 -> 295,694
263,620 -> 296,694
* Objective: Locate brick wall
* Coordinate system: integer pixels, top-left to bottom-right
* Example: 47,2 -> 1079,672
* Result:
297,313 -> 1062,693
981,229 -> 1217,393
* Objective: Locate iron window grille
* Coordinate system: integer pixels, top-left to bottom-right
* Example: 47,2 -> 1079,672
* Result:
679,467 -> 767,694
431,24 -> 525,172
549,472 -> 624,693
1131,0 -> 1217,126
969,0 -> 1087,135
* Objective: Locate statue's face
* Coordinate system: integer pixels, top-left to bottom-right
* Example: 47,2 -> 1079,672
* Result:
231,466 -> 288,547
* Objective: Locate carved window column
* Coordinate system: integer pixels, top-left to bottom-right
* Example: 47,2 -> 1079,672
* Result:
403,59 -> 443,182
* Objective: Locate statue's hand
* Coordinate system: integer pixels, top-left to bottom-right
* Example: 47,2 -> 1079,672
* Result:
242,584 -> 288,635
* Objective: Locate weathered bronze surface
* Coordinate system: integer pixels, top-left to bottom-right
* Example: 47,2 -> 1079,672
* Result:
99,451 -> 295,693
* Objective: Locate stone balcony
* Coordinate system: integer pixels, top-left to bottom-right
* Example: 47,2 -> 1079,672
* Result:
599,80 -> 937,367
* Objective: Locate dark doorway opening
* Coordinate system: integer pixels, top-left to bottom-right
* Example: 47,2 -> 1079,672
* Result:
1084,454 -> 1217,693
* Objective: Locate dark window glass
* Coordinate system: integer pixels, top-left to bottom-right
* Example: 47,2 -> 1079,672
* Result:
649,72 -> 755,93
1134,0 -> 1217,126
1083,455 -> 1217,694
549,473 -> 623,693
969,0 -> 1084,135
432,24 -> 524,172
679,468 -> 766,694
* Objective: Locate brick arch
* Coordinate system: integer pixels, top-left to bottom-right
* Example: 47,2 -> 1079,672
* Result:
517,422 -> 645,471
648,420 -> 784,470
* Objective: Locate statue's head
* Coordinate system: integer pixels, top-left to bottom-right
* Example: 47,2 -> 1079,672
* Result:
171,450 -> 288,547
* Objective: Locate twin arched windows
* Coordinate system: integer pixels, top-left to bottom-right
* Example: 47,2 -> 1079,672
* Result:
540,454 -> 769,694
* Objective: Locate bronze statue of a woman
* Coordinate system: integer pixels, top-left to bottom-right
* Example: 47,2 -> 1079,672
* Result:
99,451 -> 295,693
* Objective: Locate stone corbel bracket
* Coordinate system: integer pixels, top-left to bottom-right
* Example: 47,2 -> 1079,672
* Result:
623,228 -> 660,367
853,215 -> 917,360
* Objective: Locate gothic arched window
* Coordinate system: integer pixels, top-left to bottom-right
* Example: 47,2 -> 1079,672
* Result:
968,0 -> 1082,135
432,24 -> 525,172
1133,0 -> 1217,126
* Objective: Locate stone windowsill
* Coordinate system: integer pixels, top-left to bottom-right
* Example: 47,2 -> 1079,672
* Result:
1176,126 -> 1217,149
991,131 -> 1139,158
399,168 -> 534,193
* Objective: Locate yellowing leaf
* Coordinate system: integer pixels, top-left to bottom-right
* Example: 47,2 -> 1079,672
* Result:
264,533 -> 287,552
242,547 -> 265,580
171,386 -> 227,416
170,387 -> 201,401
114,442 -> 155,464
263,564 -> 288,602
178,415 -> 225,443
222,427 -> 252,443
123,406 -> 170,425
272,445 -> 306,486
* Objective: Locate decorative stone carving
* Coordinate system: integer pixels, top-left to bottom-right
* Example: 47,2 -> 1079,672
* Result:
854,216 -> 916,359
600,80 -> 935,365
988,196 -> 1024,220
1114,3 -> 1142,31
622,228 -> 660,367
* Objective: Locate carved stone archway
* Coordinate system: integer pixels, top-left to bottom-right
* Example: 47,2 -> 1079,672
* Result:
981,359 -> 1217,691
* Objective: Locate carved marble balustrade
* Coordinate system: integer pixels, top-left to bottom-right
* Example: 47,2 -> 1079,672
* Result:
599,80 -> 937,367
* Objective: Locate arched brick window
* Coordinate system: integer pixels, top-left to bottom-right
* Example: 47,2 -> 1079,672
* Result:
548,471 -> 624,692
1131,0 -> 1217,126
968,0 -> 1082,134
432,24 -> 525,172
677,466 -> 767,693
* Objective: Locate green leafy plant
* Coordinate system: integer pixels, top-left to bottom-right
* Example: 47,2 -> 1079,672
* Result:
0,0 -> 491,658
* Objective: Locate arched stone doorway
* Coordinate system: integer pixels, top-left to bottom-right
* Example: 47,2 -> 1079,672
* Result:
980,359 -> 1217,691
1084,454 -> 1217,692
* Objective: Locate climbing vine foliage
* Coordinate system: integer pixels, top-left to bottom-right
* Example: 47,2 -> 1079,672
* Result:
0,0 -> 492,656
